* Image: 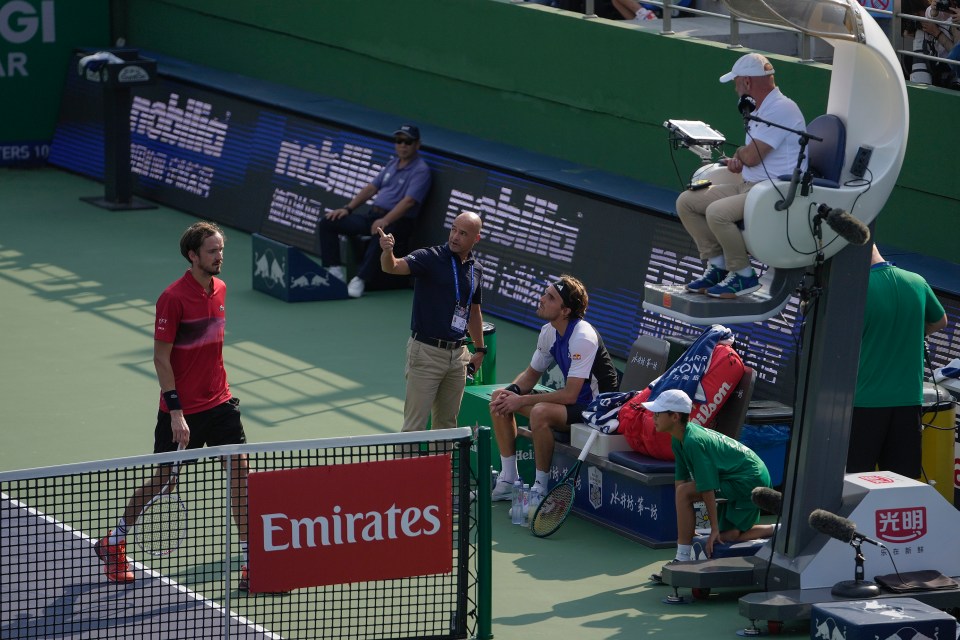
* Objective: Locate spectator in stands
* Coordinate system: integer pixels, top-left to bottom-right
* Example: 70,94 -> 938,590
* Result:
900,0 -> 932,78
910,0 -> 959,86
846,245 -> 948,478
938,5 -> 960,75
676,53 -> 805,298
556,0 -> 622,19
645,389 -> 774,571
489,275 -> 619,502
317,123 -> 432,298
611,0 -> 657,21
379,211 -> 487,433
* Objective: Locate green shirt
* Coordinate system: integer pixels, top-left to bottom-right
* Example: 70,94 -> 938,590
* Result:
855,264 -> 945,407
673,423 -> 770,499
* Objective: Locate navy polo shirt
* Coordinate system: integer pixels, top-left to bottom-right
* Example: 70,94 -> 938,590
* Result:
405,244 -> 483,341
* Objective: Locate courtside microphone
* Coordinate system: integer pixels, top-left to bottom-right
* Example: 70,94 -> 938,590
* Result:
815,204 -> 871,246
751,487 -> 783,513
808,509 -> 884,547
738,94 -> 757,119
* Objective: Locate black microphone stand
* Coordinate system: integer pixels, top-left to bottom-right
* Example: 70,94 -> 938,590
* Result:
830,540 -> 881,598
741,113 -> 822,211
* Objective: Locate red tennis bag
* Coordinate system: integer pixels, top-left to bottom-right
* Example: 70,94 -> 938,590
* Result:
621,344 -> 745,461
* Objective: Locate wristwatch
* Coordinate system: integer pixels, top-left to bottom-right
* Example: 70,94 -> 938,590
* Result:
475,346 -> 488,354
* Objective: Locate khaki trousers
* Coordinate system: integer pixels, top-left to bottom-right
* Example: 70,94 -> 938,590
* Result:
402,338 -> 471,432
675,179 -> 756,273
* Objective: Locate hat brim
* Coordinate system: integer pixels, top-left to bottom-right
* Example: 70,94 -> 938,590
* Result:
718,71 -> 737,83
392,130 -> 420,140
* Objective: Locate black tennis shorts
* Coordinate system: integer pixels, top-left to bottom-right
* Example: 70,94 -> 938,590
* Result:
153,396 -> 247,453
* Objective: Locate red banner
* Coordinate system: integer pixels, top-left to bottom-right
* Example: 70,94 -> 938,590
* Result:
247,454 -> 453,593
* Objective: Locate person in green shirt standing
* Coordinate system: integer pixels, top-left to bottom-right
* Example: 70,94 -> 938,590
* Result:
847,244 -> 948,478
645,389 -> 775,566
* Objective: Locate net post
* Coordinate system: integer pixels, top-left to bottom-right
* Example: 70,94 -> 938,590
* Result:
476,426 -> 494,639
223,453 -> 233,639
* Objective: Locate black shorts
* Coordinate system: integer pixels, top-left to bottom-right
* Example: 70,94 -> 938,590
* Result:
154,397 -> 247,453
847,405 -> 922,478
564,403 -> 588,427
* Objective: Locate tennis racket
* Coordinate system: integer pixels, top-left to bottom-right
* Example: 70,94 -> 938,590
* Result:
133,444 -> 188,556
530,429 -> 599,538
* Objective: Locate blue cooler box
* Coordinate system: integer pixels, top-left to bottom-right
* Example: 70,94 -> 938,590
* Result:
739,423 -> 790,488
810,598 -> 957,640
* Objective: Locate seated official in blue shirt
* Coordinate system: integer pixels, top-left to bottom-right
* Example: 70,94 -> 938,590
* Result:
318,123 -> 432,298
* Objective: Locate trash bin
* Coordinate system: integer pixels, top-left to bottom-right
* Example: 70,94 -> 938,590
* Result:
921,381 -> 956,504
467,322 -> 497,386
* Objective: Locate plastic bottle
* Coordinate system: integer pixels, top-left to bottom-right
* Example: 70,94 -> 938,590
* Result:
527,485 -> 542,524
521,483 -> 531,522
510,479 -> 524,524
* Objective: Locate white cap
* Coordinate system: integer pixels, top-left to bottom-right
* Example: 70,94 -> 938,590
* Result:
719,53 -> 775,83
641,389 -> 693,414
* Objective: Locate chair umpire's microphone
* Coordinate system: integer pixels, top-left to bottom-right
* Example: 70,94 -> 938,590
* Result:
816,204 -> 871,246
808,509 -> 885,547
751,487 -> 783,513
738,94 -> 757,122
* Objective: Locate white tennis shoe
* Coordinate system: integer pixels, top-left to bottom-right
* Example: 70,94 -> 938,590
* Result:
491,479 -> 514,502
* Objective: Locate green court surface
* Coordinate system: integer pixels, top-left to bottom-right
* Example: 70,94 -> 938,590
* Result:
0,167 -> 809,639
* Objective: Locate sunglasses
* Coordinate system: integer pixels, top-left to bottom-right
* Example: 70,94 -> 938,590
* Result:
394,138 -> 416,146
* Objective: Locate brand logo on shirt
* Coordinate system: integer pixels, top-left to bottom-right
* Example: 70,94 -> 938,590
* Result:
571,353 -> 582,361
219,305 -> 225,312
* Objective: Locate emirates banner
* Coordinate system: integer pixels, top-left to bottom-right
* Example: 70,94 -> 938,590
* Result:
247,454 -> 453,593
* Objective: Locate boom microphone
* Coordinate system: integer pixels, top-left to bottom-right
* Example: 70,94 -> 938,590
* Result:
751,487 -> 783,513
738,94 -> 757,119
816,204 -> 871,246
808,509 -> 884,547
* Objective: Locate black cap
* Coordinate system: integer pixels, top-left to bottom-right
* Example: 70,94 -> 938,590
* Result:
393,124 -> 421,140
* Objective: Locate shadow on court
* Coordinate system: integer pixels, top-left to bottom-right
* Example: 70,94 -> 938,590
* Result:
1,498 -> 273,639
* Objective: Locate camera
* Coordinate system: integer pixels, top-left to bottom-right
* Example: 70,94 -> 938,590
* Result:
935,0 -> 952,13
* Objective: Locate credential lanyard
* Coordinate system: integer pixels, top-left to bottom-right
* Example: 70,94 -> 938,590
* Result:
450,257 -> 474,308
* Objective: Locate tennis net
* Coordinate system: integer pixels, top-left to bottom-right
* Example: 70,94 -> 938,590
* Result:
0,427 -> 492,639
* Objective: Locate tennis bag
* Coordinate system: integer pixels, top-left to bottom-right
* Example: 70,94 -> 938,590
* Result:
621,343 -> 745,460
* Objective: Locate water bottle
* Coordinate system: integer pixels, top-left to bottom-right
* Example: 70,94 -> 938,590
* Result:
521,483 -> 531,522
510,480 -> 524,524
526,485 -> 542,524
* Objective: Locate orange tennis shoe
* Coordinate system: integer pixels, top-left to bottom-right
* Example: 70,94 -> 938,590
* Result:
94,536 -> 135,583
239,565 -> 250,592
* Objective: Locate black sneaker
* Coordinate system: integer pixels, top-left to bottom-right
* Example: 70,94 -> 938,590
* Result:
650,559 -> 683,584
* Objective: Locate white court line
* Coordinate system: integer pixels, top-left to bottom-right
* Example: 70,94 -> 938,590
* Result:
1,493 -> 281,640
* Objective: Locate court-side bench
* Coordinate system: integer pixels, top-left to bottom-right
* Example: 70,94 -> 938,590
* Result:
462,335 -> 769,547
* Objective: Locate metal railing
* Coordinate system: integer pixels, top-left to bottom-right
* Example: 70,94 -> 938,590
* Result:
513,0 -> 960,87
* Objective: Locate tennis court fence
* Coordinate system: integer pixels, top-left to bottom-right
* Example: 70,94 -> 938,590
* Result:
0,427 -> 493,639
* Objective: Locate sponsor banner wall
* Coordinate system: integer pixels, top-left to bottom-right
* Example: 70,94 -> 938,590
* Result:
247,454 -> 452,593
